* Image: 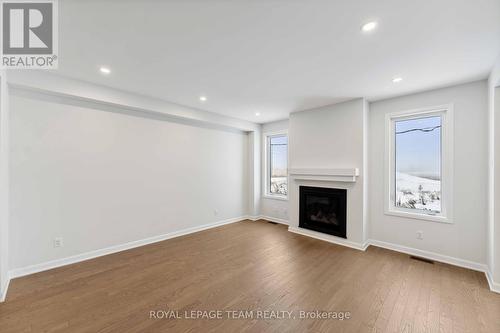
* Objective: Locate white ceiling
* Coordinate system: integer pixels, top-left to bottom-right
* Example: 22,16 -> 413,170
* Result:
56,0 -> 500,123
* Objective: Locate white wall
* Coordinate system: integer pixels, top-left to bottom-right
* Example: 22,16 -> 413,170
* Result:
0,71 -> 9,301
260,120 -> 289,222
8,71 -> 259,133
288,99 -> 367,244
247,129 -> 261,217
489,55 -> 500,287
369,80 -> 488,264
261,119 -> 289,135
9,89 -> 249,270
494,86 -> 500,285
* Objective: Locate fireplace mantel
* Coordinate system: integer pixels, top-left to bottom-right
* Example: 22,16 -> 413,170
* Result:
289,168 -> 359,182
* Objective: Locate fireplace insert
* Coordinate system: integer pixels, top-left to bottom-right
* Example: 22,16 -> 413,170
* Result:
299,186 -> 347,238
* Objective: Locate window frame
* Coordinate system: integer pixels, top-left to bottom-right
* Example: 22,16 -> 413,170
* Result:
384,104 -> 454,223
263,131 -> 289,201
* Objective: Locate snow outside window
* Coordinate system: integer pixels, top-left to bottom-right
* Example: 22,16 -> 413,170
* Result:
385,106 -> 453,223
266,134 -> 288,199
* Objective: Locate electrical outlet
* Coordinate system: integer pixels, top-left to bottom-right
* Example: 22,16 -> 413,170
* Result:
53,237 -> 63,248
416,231 -> 424,240
213,209 -> 219,216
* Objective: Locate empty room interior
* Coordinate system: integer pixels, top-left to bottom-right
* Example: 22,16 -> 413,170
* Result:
1,0 -> 500,332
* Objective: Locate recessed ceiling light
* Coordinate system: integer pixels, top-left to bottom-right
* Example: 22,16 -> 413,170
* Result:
199,96 -> 207,102
392,77 -> 403,83
255,112 -> 261,116
99,66 -> 111,75
361,21 -> 378,32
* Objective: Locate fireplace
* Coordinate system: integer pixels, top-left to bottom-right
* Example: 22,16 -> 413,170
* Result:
299,186 -> 347,238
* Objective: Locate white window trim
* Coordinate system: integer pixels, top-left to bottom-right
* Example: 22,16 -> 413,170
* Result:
384,104 -> 454,224
262,130 -> 289,201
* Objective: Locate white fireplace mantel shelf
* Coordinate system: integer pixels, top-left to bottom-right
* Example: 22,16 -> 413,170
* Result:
289,168 -> 359,183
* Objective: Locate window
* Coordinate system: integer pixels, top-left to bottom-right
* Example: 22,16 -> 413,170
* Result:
386,105 -> 453,223
265,133 -> 288,198
395,116 -> 442,213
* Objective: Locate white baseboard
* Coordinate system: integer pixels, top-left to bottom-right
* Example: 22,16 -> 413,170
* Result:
368,239 -> 488,273
368,239 -> 500,294
247,215 -> 289,225
282,228 -> 487,273
0,276 -> 11,302
486,270 -> 500,294
258,215 -> 289,226
9,216 -> 248,280
286,230 -> 498,294
288,226 -> 368,251
283,226 -> 498,293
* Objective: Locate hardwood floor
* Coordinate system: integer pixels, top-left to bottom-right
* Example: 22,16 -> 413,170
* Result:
1,220 -> 499,332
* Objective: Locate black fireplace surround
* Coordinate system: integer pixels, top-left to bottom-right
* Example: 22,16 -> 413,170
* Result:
299,186 -> 347,238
